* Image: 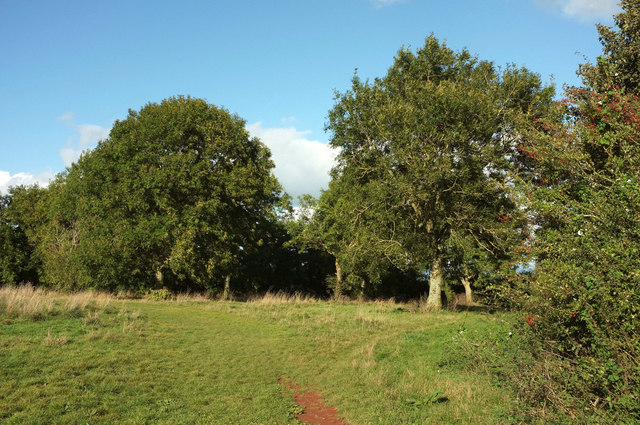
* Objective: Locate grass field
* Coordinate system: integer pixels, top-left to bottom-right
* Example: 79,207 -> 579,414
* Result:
0,288 -> 521,424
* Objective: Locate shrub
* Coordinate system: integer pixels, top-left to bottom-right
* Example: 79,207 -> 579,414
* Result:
144,288 -> 173,301
510,87 -> 640,421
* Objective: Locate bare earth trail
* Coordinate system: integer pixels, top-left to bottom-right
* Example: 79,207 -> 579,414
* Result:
279,377 -> 350,425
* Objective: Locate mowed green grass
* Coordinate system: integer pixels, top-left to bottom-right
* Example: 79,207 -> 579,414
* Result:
0,295 -> 518,424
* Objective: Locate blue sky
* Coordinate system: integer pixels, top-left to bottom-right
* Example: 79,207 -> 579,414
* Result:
0,0 -> 621,198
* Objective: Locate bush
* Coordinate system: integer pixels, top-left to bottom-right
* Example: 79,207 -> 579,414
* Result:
509,87 -> 640,422
144,288 -> 173,301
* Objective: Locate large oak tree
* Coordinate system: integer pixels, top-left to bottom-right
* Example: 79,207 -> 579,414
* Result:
44,96 -> 284,292
325,36 -> 553,309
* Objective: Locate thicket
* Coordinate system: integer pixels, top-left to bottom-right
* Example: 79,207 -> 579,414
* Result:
494,2 -> 640,421
508,87 -> 640,421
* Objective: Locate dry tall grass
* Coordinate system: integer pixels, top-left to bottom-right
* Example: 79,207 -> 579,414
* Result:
0,284 -> 54,320
0,284 -> 113,320
65,291 -> 111,311
248,291 -> 319,305
43,329 -> 69,346
174,292 -> 212,303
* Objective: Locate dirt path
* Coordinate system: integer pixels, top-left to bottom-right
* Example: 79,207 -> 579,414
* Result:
279,377 -> 350,425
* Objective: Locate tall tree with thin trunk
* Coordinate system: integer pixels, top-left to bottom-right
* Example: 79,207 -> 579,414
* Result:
579,0 -> 640,95
293,174 -> 399,298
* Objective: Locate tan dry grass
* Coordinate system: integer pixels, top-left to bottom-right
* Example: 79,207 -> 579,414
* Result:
174,292 -> 212,303
0,284 -> 54,319
0,284 -> 113,320
115,289 -> 140,299
355,308 -> 387,326
43,329 -> 68,346
351,339 -> 379,369
248,291 -> 319,305
119,309 -> 144,335
65,291 -> 111,311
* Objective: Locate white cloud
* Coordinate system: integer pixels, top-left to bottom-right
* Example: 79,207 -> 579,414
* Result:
535,0 -> 621,20
246,122 -> 338,200
60,147 -> 81,168
0,170 -> 54,195
77,123 -> 110,147
58,112 -> 110,167
58,112 -> 75,121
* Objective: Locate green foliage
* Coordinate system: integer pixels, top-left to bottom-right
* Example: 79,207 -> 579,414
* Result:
451,310 -> 639,424
0,186 -> 47,286
513,87 -> 640,420
479,6 -> 640,419
323,35 -> 553,306
580,0 -> 640,94
36,96 -> 284,292
239,208 -> 335,297
293,176 -> 402,298
144,288 -> 173,301
0,194 -> 31,285
405,390 -> 447,407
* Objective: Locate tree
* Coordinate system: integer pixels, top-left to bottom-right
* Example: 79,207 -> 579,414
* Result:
0,185 -> 48,286
291,191 -> 353,297
43,96 -> 284,293
580,0 -> 640,94
245,207 -> 335,296
0,191 -> 37,285
294,173 -> 401,298
326,36 -> 553,309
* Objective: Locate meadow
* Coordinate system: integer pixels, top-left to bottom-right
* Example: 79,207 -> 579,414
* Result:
0,287 -> 523,424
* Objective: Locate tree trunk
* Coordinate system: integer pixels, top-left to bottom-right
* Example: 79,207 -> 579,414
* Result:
155,267 -> 164,287
334,258 -> 344,298
223,274 -> 231,300
426,256 -> 443,311
461,267 -> 473,305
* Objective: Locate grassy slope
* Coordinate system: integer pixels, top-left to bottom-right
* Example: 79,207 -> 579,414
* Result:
0,298 -> 517,424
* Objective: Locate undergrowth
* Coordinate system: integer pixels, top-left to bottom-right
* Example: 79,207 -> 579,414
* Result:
446,313 -> 639,424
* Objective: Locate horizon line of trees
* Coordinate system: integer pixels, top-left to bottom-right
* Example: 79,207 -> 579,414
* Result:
0,39 -> 556,304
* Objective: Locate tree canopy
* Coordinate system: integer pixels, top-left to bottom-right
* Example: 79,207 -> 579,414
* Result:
322,35 -> 553,308
580,0 -> 640,94
36,96 -> 285,292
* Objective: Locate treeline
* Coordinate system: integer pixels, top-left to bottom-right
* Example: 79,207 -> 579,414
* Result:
0,98 -> 334,296
1,2 -> 640,420
0,40 -> 550,302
